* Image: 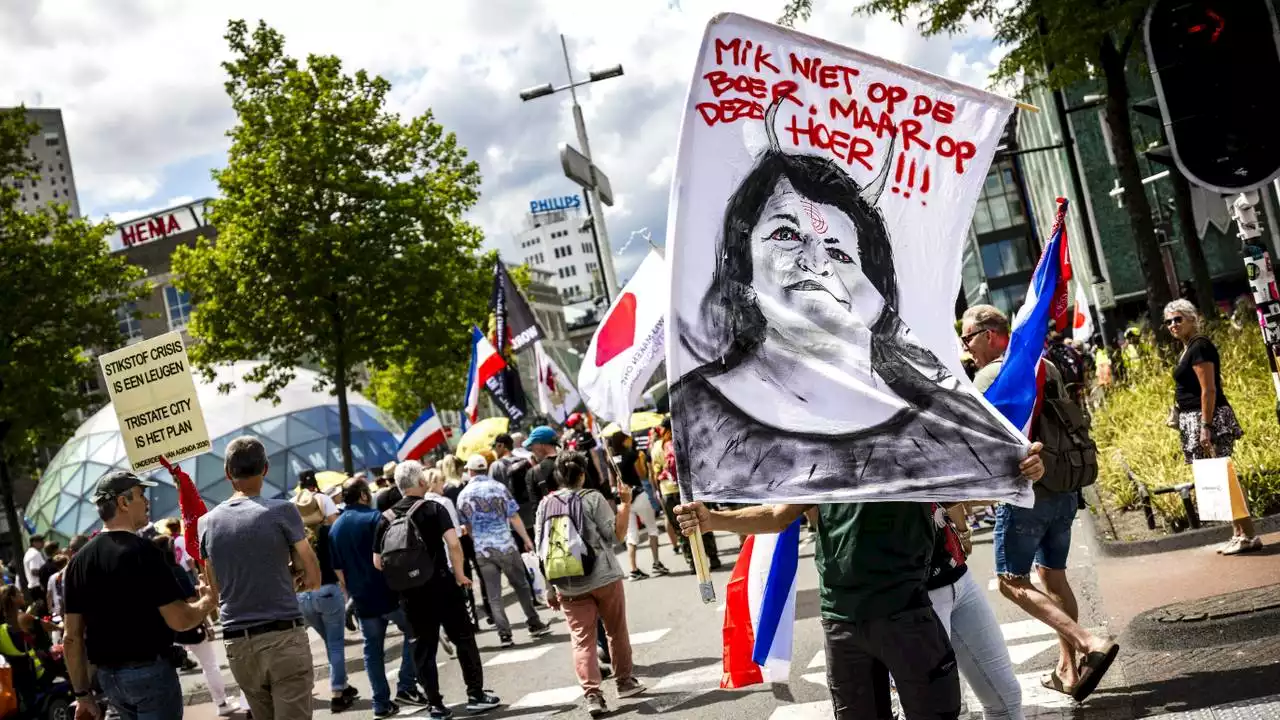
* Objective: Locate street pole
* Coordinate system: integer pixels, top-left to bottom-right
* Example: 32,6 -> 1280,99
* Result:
581,192 -> 611,304
1233,193 -> 1280,425
561,35 -> 620,300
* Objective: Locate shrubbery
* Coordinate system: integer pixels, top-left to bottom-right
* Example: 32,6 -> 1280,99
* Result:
1092,323 -> 1280,524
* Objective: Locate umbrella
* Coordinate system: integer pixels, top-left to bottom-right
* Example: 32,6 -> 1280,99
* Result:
314,471 -> 348,492
600,411 -> 665,440
456,417 -> 510,459
629,412 -> 665,433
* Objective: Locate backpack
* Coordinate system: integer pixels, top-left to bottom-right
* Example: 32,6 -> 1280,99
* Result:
538,490 -> 597,584
379,501 -> 435,591
1035,371 -> 1098,493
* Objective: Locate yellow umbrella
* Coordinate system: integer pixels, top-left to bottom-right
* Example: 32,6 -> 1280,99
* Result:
456,417 -> 510,459
314,471 -> 348,492
600,412 -> 664,439
629,412 -> 665,433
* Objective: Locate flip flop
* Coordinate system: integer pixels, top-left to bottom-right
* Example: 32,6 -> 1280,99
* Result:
1040,669 -> 1077,696
1071,640 -> 1120,702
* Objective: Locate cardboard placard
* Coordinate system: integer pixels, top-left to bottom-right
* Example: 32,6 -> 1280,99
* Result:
98,332 -> 211,472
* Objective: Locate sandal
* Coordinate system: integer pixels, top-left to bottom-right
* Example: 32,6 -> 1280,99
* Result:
1040,669 -> 1077,696
1071,640 -> 1120,702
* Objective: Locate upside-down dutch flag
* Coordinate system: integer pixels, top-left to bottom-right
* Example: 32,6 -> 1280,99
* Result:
397,405 -> 448,462
721,519 -> 801,688
463,325 -> 507,425
984,197 -> 1072,435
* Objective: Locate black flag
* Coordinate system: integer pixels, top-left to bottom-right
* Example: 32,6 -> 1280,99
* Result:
486,260 -> 534,424
491,260 -> 543,352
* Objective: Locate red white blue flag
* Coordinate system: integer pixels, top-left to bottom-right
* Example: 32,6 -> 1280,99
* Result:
721,518 -> 800,688
464,325 -> 506,425
984,198 -> 1072,435
397,404 -> 447,462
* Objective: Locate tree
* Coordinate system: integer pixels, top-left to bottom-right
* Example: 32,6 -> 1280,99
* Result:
172,20 -> 487,474
0,108 -> 148,565
780,0 -> 1175,330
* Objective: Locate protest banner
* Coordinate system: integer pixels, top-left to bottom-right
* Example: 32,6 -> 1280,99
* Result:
98,331 -> 211,472
666,13 -> 1032,506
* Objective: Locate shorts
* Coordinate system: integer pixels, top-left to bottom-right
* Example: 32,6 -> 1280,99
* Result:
993,491 -> 1077,578
626,495 -> 657,546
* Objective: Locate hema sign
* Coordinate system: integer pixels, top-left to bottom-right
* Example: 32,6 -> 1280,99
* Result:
107,199 -> 211,253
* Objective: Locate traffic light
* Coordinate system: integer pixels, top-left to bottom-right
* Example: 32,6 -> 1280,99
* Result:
1144,0 -> 1280,192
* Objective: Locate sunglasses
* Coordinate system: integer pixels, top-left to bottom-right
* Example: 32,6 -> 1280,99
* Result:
960,327 -> 990,347
1165,316 -> 1185,326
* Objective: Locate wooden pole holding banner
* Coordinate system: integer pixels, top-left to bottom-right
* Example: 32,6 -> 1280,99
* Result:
599,416 -> 715,603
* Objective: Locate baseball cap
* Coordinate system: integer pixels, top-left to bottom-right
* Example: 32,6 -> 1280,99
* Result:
523,426 -> 560,448
91,470 -> 157,504
465,454 -> 489,472
565,412 -> 584,429
382,461 -> 397,479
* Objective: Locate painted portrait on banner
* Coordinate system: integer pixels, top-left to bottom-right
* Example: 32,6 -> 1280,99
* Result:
666,13 -> 1034,506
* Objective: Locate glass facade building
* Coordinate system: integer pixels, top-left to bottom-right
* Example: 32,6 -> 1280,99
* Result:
28,362 -> 402,542
960,154 -> 1038,316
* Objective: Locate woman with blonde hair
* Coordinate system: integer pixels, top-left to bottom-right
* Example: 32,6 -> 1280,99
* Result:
439,455 -> 464,487
1164,298 -> 1261,554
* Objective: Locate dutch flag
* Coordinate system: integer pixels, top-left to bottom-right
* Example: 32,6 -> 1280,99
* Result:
984,198 -> 1072,435
721,519 -> 801,688
397,405 -> 448,462
463,325 -> 507,425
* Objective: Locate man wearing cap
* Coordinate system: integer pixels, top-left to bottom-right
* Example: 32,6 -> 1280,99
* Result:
201,437 -> 322,720
456,455 -> 550,648
64,471 -> 217,720
523,426 -> 561,513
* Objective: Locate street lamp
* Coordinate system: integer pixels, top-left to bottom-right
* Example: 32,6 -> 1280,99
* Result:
518,35 -> 624,301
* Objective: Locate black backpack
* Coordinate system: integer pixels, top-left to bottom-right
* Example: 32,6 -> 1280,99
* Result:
1035,371 -> 1098,493
379,501 -> 435,591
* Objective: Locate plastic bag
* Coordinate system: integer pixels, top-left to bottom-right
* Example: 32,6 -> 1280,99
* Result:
522,551 -> 547,601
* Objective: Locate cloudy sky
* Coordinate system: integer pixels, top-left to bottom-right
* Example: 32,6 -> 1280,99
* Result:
2,0 -> 1003,282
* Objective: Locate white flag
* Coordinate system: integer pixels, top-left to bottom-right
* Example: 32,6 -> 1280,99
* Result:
533,340 -> 581,424
1072,280 -> 1094,344
578,250 -> 667,431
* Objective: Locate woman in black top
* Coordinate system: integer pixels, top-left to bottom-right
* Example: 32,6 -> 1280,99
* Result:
1164,299 -> 1260,554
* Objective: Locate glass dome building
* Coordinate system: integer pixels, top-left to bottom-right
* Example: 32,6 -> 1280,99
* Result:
28,361 -> 403,542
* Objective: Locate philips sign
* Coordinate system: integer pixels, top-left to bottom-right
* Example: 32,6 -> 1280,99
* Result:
529,195 -> 581,214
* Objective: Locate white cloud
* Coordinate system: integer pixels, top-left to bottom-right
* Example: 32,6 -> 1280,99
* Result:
106,195 -> 195,224
3,0 -> 1001,266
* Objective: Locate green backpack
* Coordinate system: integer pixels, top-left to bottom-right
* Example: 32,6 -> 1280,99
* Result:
539,490 -> 597,583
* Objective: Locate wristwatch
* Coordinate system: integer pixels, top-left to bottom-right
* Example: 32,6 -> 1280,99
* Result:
72,689 -> 92,699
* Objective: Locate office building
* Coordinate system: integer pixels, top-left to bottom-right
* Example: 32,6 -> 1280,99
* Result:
2,107 -> 82,218
1017,74 -> 1280,329
512,194 -> 606,305
958,120 -> 1039,316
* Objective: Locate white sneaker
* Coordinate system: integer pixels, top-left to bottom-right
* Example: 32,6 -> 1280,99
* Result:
1222,536 -> 1257,555
216,703 -> 237,717
1217,536 -> 1242,554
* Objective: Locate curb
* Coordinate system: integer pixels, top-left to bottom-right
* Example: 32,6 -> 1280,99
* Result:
1086,497 -> 1280,558
1124,587 -> 1280,651
182,635 -> 406,705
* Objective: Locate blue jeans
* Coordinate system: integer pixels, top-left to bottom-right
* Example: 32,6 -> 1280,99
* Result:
994,492 -> 1078,578
359,608 -> 419,713
930,571 -> 1024,720
96,658 -> 183,720
298,583 -> 348,692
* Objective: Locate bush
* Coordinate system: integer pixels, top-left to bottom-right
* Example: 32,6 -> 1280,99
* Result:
1092,323 -> 1280,524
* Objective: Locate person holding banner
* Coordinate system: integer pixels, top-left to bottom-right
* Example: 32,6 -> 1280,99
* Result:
1163,299 -> 1261,554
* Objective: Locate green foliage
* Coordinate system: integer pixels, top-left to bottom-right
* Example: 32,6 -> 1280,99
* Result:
1093,325 -> 1280,524
172,20 -> 488,472
0,107 -> 149,470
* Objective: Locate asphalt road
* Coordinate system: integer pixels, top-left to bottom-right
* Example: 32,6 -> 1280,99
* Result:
177,509 -> 1280,717
182,513 -> 1130,720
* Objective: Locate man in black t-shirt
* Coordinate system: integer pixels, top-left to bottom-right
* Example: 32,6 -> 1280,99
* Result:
375,460 -> 499,717
64,471 -> 216,720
